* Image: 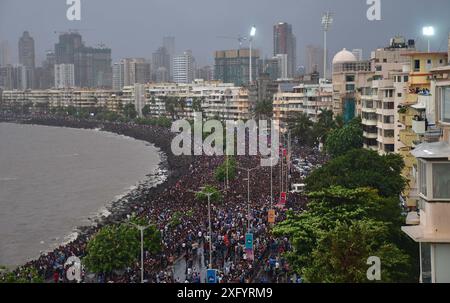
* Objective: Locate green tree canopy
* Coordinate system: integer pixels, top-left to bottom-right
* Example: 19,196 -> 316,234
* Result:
288,112 -> 314,145
123,103 -> 137,120
142,104 -> 151,117
303,220 -> 412,283
305,149 -> 406,198
195,185 -> 222,203
83,219 -> 161,274
273,186 -> 415,282
0,266 -> 44,283
253,99 -> 273,120
214,157 -> 237,182
324,117 -> 363,158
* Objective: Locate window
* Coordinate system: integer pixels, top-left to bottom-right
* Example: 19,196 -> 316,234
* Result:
383,58 -> 387,63
432,162 -> 450,199
346,84 -> 355,91
384,144 -> 395,152
383,115 -> 394,124
441,87 -> 450,123
404,75 -> 409,82
420,242 -> 432,283
384,130 -> 394,137
419,160 -> 427,197
376,66 -> 382,72
414,60 -> 421,71
398,93 -> 402,98
345,75 -> 355,82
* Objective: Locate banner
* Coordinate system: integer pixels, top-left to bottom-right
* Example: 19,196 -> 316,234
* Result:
268,209 -> 275,223
245,233 -> 253,250
245,248 -> 254,261
206,269 -> 217,283
280,192 -> 286,205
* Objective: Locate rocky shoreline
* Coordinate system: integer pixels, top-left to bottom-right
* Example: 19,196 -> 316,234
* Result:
0,116 -> 192,269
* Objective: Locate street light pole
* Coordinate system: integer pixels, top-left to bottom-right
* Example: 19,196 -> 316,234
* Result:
190,189 -> 217,270
322,12 -> 333,79
423,26 -> 434,53
127,222 -> 152,283
237,165 -> 260,232
249,26 -> 256,85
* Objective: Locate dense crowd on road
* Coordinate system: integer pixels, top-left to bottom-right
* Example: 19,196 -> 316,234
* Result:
1,115 -> 327,283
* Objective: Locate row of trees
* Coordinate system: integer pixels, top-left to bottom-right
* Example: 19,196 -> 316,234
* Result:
287,109 -> 345,147
273,114 -> 419,282
82,184 -> 222,275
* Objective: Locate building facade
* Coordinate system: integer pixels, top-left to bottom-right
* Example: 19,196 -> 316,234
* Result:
273,22 -> 297,78
214,48 -> 260,86
332,48 -> 372,123
173,51 -> 194,84
54,64 -> 75,89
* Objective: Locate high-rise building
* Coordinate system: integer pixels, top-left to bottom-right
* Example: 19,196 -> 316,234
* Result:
275,54 -> 288,79
273,22 -> 296,78
113,58 -> 151,90
74,46 -> 112,88
18,31 -> 35,69
173,50 -> 195,84
54,32 -> 112,88
361,37 -> 415,153
152,47 -> 171,82
195,65 -> 213,81
305,45 -> 325,75
214,48 -> 260,86
0,41 -> 10,67
55,32 -> 83,65
41,51 -> 56,89
0,65 -> 28,90
0,65 -> 13,89
163,37 -> 175,58
352,49 -> 363,61
18,31 -> 35,89
163,36 -> 175,80
54,64 -> 75,88
448,33 -> 450,63
112,62 -> 123,91
259,57 -> 279,81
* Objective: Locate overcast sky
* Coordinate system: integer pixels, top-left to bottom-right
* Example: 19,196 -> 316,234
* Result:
1,0 -> 450,66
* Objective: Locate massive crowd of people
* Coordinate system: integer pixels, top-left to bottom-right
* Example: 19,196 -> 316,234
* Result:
1,114 -> 327,283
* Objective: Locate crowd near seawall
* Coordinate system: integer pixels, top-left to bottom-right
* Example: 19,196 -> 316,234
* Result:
0,113 -> 327,283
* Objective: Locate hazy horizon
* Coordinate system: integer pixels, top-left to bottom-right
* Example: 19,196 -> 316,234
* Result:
1,0 -> 450,67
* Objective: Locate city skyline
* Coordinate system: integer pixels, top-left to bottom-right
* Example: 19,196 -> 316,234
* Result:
2,0 -> 450,67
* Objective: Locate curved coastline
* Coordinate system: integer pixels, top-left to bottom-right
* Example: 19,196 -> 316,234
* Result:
0,116 -> 191,270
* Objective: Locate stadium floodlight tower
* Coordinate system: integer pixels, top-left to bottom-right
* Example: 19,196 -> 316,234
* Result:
322,12 -> 334,79
249,26 -> 256,84
422,26 -> 435,52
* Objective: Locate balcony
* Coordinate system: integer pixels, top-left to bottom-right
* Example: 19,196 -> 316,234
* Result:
399,129 -> 419,147
412,119 -> 426,135
402,93 -> 418,105
363,131 -> 378,139
423,127 -> 443,143
398,147 -> 417,169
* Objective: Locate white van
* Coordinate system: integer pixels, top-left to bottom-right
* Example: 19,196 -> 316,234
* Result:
290,183 -> 306,193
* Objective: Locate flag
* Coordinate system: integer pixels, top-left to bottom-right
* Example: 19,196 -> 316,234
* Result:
268,209 -> 275,223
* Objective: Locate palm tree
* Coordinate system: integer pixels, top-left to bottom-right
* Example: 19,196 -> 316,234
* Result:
288,112 -> 314,145
253,99 -> 273,121
165,96 -> 177,120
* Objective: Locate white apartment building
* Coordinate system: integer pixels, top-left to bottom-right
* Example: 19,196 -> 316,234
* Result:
54,64 -> 75,89
360,37 -> 415,153
145,80 -> 254,120
173,51 -> 194,84
273,80 -> 333,131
